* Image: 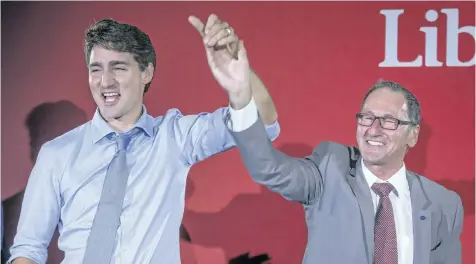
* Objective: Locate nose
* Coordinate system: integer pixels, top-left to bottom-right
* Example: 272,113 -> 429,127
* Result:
367,118 -> 383,135
100,71 -> 115,88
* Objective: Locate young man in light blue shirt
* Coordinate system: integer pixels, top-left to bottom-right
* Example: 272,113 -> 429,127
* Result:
9,14 -> 279,264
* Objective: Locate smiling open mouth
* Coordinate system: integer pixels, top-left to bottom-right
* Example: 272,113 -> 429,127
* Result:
367,140 -> 385,146
102,92 -> 121,105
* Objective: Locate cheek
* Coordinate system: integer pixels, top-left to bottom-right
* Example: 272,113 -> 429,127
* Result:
356,127 -> 366,139
117,74 -> 138,88
388,132 -> 406,147
118,76 -> 144,97
89,76 -> 101,90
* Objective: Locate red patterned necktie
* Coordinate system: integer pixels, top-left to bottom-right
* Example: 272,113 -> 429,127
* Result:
372,182 -> 398,264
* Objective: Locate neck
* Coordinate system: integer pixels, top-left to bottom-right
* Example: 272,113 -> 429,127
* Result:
363,160 -> 404,180
105,106 -> 143,133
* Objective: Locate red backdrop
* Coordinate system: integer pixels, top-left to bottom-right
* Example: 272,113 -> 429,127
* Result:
1,2 -> 474,264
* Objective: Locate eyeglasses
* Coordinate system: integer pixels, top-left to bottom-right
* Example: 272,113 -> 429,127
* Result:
356,113 -> 413,130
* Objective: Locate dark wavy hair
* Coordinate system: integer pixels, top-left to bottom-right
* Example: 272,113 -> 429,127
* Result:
84,18 -> 156,93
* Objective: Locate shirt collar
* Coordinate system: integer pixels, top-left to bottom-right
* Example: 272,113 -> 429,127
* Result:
90,105 -> 155,144
361,158 -> 409,197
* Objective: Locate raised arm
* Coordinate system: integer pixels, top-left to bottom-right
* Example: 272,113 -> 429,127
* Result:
173,15 -> 280,166
8,144 -> 61,264
249,69 -> 278,126
186,13 -> 325,203
173,69 -> 280,165
228,98 -> 325,204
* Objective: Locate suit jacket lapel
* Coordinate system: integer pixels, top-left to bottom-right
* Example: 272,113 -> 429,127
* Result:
347,157 -> 375,264
407,172 -> 432,264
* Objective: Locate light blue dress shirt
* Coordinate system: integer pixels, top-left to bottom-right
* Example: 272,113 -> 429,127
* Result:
9,104 -> 280,264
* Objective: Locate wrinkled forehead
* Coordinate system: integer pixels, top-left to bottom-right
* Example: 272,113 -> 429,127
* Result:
362,88 -> 409,119
89,46 -> 135,67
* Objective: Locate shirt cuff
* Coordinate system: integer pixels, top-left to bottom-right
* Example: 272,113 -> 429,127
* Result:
264,120 -> 280,141
227,97 -> 258,132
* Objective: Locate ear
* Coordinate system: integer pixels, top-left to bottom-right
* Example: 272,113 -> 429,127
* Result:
141,62 -> 154,86
407,124 -> 420,148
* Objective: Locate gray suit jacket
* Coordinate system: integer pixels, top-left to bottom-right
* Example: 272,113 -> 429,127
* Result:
230,119 -> 464,264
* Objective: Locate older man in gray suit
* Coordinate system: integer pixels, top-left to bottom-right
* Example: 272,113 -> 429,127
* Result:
225,51 -> 464,264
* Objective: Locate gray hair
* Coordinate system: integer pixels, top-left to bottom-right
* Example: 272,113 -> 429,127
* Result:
361,80 -> 421,127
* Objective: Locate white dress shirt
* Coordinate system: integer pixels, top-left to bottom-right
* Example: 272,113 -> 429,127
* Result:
361,159 -> 414,264
228,97 -> 261,132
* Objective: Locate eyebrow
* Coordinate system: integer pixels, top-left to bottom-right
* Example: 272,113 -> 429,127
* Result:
89,62 -> 102,68
110,60 -> 129,67
363,111 -> 398,118
89,60 -> 129,68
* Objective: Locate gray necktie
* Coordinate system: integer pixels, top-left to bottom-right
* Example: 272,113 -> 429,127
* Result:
83,134 -> 131,264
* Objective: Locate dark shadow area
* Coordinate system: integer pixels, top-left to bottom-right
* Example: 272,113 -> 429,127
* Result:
405,119 -> 474,215
228,252 -> 270,264
180,180 -> 195,243
2,101 -> 88,264
180,223 -> 192,243
182,143 -> 314,264
278,142 -> 314,157
405,118 -> 431,175
180,174 -> 195,243
436,179 -> 475,216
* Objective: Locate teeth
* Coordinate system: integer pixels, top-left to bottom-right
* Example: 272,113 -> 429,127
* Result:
367,140 -> 384,146
103,92 -> 119,97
